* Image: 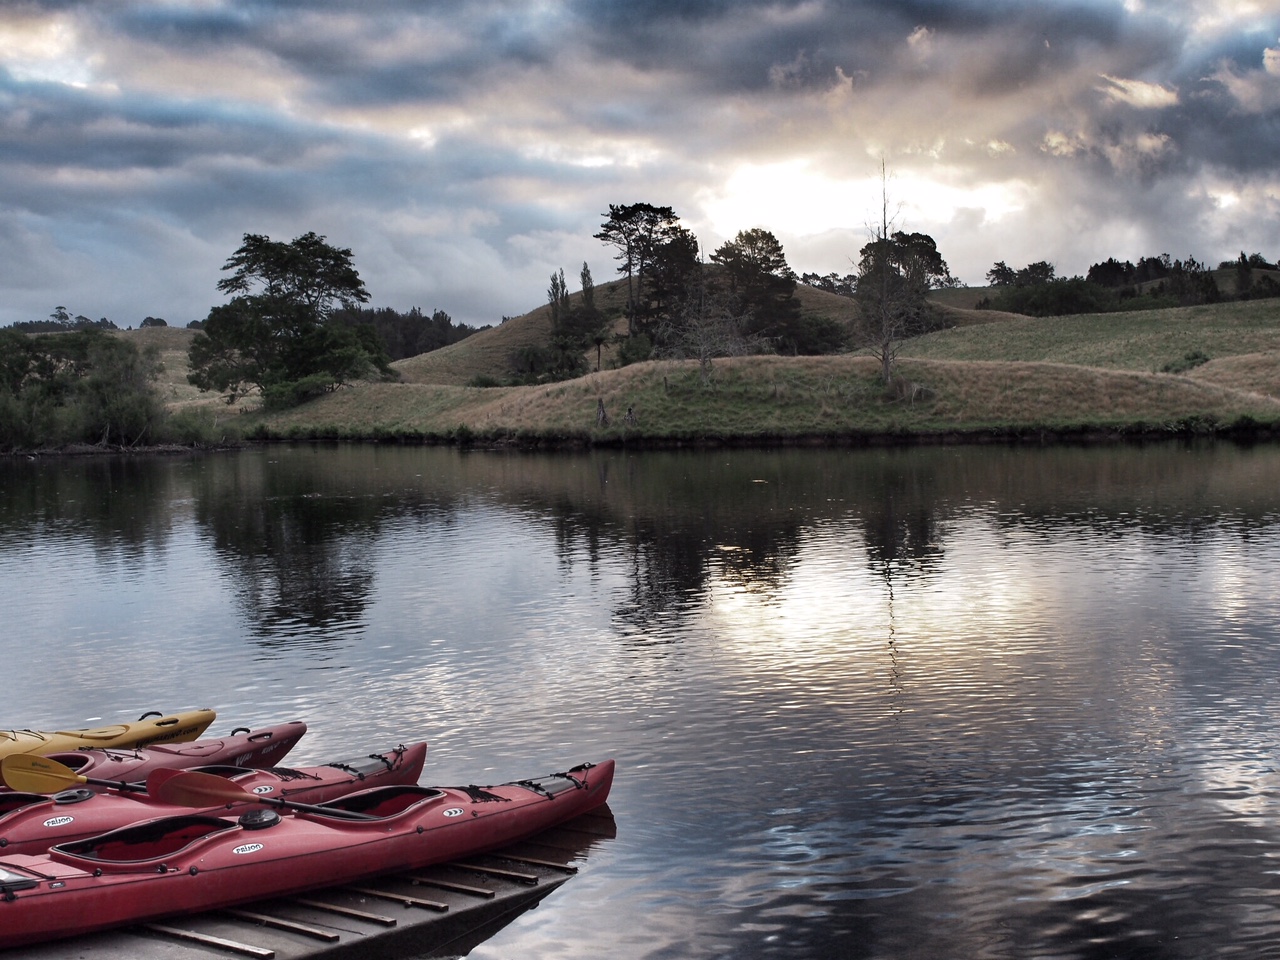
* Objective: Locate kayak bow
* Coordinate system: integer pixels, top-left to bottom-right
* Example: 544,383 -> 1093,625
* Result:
0,709 -> 217,760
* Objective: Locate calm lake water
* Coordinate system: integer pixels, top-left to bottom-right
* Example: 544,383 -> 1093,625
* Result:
4,442 -> 1280,959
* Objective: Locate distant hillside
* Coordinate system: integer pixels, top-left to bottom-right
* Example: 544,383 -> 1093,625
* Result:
927,286 -> 993,311
114,326 -> 210,407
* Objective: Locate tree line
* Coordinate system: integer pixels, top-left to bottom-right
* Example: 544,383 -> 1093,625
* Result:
976,250 -> 1280,317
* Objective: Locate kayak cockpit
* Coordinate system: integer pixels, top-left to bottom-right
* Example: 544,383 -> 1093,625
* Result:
51,815 -> 235,870
315,785 -> 446,819
0,865 -> 40,896
0,793 -> 50,816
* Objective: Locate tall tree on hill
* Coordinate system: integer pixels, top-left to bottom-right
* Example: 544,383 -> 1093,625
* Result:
594,203 -> 683,336
648,225 -> 701,340
580,262 -> 611,371
580,262 -> 595,313
547,268 -> 571,326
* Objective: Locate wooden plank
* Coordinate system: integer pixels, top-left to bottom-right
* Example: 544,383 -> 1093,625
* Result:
453,862 -> 540,885
289,898 -> 397,927
407,875 -> 497,898
144,924 -> 275,959
222,909 -> 342,943
493,854 -> 578,873
344,886 -> 449,912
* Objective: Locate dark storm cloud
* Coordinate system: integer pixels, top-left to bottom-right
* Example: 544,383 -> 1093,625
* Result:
1,1 -> 1279,328
571,0 -> 1136,90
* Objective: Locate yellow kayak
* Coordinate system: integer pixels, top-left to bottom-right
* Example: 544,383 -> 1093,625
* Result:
0,709 -> 216,760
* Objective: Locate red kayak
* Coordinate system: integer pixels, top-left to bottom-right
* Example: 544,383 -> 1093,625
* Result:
0,758 -> 613,950
0,741 -> 426,856
0,720 -> 308,792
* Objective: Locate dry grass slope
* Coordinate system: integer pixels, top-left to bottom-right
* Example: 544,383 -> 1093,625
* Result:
394,275 -> 634,386
255,354 -> 1280,443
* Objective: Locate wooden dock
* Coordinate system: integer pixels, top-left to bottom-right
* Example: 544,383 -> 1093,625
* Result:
11,807 -> 616,960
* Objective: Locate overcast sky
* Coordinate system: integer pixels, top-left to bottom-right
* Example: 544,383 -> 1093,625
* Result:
3,1 -> 1279,329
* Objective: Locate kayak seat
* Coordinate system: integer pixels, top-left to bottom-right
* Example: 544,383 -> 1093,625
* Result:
53,815 -> 235,866
320,786 -> 446,818
186,764 -> 255,779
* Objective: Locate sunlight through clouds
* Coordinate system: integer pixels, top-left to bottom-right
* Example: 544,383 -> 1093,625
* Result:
700,160 -> 1028,241
1099,75 -> 1179,108
0,14 -> 92,87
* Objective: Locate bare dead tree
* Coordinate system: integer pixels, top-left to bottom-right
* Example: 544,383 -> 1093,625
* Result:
851,162 -> 933,384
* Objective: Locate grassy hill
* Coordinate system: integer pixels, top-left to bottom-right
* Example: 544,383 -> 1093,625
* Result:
119,281 -> 1280,446
900,298 -> 1280,398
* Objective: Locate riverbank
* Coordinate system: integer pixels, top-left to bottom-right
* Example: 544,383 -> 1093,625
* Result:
11,351 -> 1280,457
236,353 -> 1280,448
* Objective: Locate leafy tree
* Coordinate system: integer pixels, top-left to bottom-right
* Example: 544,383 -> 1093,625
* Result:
580,261 -> 596,313
0,328 -> 164,450
1017,261 -> 1056,286
648,225 -> 701,335
985,277 -> 1115,316
712,228 -> 794,285
1133,255 -> 1171,285
540,267 -> 590,380
1163,256 -> 1220,305
14,309 -> 117,333
988,261 -> 1055,288
534,264 -> 612,381
1236,251 -> 1253,297
1086,258 -> 1135,288
710,228 -> 840,354
188,232 -> 393,407
986,262 -> 1017,287
578,262 -> 612,371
